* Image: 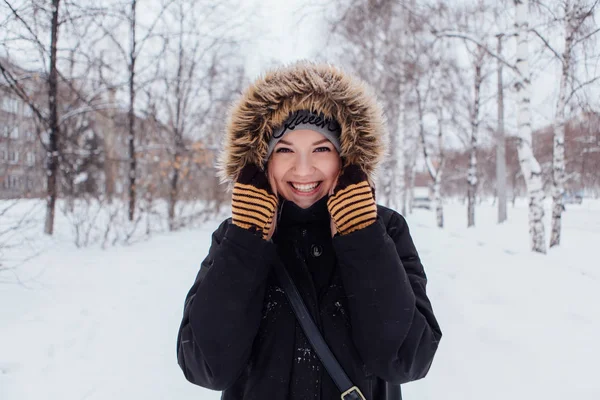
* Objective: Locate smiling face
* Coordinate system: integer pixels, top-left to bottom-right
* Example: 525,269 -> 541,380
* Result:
267,129 -> 342,209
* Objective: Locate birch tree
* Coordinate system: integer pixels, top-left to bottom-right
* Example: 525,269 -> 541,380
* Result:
430,0 -> 549,250
433,1 -> 497,228
514,0 -> 546,253
417,97 -> 447,228
467,45 -> 487,227
531,0 -> 599,247
327,0 -> 410,212
410,26 -> 458,228
496,34 -> 508,223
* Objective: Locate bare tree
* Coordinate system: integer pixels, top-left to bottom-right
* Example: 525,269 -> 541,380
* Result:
411,37 -> 458,228
417,96 -> 447,228
433,1 -> 499,228
91,0 -> 174,221
0,0 -> 109,234
531,0 -> 599,247
127,0 -> 138,222
154,0 -> 245,230
496,34 -> 508,223
0,0 -> 62,234
514,0 -> 546,253
430,0 -> 548,251
466,45 -> 487,227
327,0 -> 411,213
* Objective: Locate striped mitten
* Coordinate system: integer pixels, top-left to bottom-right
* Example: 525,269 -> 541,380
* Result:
232,164 -> 278,240
327,164 -> 377,235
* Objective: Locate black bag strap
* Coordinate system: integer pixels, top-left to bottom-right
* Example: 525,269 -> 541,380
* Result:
274,261 -> 367,400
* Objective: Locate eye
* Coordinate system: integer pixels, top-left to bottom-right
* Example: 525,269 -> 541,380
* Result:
314,146 -> 331,153
275,147 -> 292,153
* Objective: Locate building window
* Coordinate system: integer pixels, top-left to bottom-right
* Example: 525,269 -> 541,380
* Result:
1,97 -> 19,114
25,152 -> 33,165
2,175 -> 21,190
0,149 -> 6,161
26,152 -> 35,166
1,126 -> 20,139
9,151 -> 18,164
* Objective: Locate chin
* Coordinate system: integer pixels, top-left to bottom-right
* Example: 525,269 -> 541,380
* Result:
291,192 -> 327,209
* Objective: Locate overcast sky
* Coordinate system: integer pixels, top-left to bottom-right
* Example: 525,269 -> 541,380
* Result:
243,0 -> 330,78
243,0 -> 572,133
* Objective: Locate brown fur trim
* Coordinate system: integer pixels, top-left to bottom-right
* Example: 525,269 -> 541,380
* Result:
217,61 -> 387,186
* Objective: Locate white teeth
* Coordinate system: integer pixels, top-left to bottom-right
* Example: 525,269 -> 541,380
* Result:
292,182 -> 319,192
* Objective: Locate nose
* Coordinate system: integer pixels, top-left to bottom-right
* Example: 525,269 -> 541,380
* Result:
293,153 -> 315,176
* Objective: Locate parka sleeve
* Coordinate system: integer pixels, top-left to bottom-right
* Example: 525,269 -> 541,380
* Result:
176,219 -> 277,390
332,210 -> 442,384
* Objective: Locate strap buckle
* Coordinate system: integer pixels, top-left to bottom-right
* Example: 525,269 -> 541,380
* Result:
341,386 -> 367,400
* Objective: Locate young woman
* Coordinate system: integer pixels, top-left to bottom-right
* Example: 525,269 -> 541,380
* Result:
177,62 -> 441,400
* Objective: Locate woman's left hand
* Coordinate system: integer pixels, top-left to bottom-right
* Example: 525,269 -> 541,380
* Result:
327,164 -> 376,236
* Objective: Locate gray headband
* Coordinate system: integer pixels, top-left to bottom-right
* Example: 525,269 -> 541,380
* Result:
266,110 -> 342,159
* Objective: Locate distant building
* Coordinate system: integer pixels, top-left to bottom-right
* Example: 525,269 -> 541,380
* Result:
1,58 -> 222,202
0,79 -> 46,199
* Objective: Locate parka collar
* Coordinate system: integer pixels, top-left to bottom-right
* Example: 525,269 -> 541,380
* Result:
276,195 -> 330,230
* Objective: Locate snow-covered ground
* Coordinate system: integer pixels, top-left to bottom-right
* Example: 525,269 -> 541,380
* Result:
1,199 -> 599,400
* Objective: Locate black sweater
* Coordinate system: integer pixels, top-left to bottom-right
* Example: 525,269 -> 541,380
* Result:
177,198 -> 441,399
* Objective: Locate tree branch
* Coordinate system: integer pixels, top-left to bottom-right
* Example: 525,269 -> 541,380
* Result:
136,0 -> 178,55
2,0 -> 48,56
573,27 -> 600,47
530,28 -> 563,62
432,30 -> 519,73
564,75 -> 600,105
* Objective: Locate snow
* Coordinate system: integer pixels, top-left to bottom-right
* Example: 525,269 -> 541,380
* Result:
73,172 -> 88,185
1,199 -> 600,400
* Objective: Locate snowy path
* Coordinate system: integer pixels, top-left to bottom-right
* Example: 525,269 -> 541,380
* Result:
1,202 -> 599,400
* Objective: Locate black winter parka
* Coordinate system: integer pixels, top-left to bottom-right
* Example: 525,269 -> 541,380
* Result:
177,197 -> 442,400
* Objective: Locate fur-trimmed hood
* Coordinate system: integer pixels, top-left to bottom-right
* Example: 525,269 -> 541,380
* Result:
217,61 -> 387,185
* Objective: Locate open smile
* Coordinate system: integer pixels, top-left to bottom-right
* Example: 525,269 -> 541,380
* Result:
288,181 -> 322,195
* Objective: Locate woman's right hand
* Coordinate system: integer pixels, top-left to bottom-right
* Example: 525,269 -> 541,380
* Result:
232,164 -> 279,240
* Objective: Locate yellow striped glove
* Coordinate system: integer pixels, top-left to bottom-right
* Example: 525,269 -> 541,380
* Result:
327,164 -> 377,235
232,164 -> 278,240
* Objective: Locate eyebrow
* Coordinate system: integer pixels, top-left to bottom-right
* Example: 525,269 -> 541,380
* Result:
278,138 -> 331,146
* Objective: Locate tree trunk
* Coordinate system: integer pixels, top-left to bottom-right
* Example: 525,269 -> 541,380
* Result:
550,5 -> 574,248
44,0 -> 61,236
408,161 -> 416,214
388,110 -> 401,212
468,59 -> 482,228
514,0 -> 546,253
401,103 -> 409,216
434,170 -> 444,228
104,88 -> 117,203
393,115 -> 406,214
418,91 -> 445,228
396,4 -> 408,216
435,109 -> 445,228
168,14 -> 187,231
168,159 -> 179,230
497,35 -> 508,223
128,0 -> 137,221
